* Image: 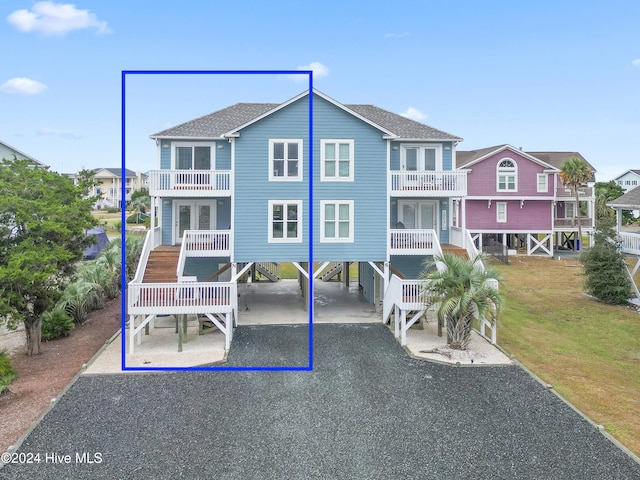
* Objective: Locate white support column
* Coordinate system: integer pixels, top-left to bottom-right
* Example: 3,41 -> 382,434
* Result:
383,261 -> 390,293
394,305 -> 400,338
400,310 -> 407,346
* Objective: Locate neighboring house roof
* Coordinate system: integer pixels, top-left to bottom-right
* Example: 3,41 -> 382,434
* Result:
150,89 -> 462,142
526,151 -> 594,170
607,185 -> 640,209
0,140 -> 48,168
612,169 -> 640,180
93,168 -> 139,178
456,144 -> 559,171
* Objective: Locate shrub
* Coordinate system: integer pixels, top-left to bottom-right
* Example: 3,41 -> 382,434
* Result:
0,349 -> 16,396
41,309 -> 75,340
581,219 -> 631,305
106,207 -> 120,213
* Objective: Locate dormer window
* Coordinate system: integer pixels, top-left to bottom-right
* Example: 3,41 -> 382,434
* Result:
497,158 -> 517,192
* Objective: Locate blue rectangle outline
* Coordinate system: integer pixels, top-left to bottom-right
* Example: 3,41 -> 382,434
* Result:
121,70 -> 314,372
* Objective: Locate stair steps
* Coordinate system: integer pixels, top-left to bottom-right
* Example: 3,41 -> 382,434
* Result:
320,262 -> 343,282
142,246 -> 180,283
255,262 -> 281,282
440,244 -> 468,258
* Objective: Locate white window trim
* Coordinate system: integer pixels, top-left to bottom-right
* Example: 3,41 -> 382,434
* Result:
565,202 -> 575,219
269,139 -> 303,181
171,142 -> 216,170
268,200 -> 303,243
537,173 -> 548,193
320,139 -> 354,182
400,144 -> 443,171
320,200 -> 354,243
496,202 -> 507,223
497,157 -> 518,192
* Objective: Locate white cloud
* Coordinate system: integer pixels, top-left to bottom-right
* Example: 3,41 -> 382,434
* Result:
7,1 -> 111,35
1,77 -> 47,95
288,62 -> 329,81
633,58 -> 640,67
400,107 -> 427,122
37,127 -> 82,140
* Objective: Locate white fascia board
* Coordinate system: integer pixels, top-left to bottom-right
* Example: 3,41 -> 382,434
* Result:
149,135 -> 225,140
465,196 -> 556,201
464,145 -> 557,170
394,137 -> 464,142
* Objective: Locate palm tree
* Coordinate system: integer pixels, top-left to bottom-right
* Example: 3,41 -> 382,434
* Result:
420,253 -> 503,350
560,157 -> 592,251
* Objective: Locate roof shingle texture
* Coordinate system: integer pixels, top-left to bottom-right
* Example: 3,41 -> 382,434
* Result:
151,100 -> 462,141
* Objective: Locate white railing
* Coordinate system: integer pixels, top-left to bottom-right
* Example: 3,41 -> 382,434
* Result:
184,230 -> 231,257
618,232 -> 640,255
383,274 -> 427,322
128,282 -> 236,315
176,230 -> 231,279
131,230 -> 154,284
148,170 -> 231,197
153,226 -> 161,248
390,170 -> 467,197
556,186 -> 593,198
390,228 -> 439,255
554,217 -> 593,228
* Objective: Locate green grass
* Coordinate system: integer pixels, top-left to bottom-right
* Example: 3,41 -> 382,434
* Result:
494,256 -> 640,457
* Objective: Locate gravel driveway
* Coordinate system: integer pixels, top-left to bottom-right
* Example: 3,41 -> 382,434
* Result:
1,324 -> 639,479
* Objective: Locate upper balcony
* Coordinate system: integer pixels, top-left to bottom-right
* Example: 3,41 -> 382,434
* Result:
148,170 -> 231,197
555,186 -> 593,199
390,171 -> 467,197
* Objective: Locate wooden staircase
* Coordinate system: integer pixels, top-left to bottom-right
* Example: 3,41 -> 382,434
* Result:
142,246 -> 180,283
440,244 -> 468,258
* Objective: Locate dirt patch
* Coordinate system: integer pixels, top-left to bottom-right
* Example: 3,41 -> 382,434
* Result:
0,296 -> 122,454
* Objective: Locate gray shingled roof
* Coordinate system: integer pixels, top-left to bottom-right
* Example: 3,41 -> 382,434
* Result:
608,185 -> 640,209
94,167 -> 138,177
345,104 -> 462,140
151,103 -> 278,139
150,95 -> 462,141
456,145 -> 510,167
458,147 -> 596,181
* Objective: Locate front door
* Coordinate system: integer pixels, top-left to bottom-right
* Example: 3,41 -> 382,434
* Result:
398,200 -> 438,231
174,201 -> 214,244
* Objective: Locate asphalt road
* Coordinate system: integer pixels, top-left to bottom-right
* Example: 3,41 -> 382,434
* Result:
1,324 -> 639,479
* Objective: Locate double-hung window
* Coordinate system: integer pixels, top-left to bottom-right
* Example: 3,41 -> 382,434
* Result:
269,139 -> 302,181
497,158 -> 517,192
268,200 -> 302,243
496,202 -> 507,223
537,173 -> 548,193
320,200 -> 354,242
321,140 -> 354,181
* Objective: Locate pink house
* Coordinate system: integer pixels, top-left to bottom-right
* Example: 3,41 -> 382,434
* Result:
455,145 -> 596,257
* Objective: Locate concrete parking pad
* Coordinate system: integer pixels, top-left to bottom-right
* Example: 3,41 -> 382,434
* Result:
2,324 -> 638,479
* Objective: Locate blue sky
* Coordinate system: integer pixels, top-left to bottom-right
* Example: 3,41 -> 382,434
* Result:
1,0 -> 639,181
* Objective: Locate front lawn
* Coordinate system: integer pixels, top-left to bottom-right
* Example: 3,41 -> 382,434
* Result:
494,256 -> 640,457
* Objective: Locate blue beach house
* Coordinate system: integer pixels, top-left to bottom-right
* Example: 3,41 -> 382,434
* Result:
128,89 -> 482,351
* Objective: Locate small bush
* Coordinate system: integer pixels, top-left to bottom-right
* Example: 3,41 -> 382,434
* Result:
106,207 -> 120,213
0,349 -> 16,396
41,309 -> 75,340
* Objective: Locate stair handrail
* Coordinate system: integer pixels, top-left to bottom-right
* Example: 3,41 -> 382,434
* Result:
176,231 -> 190,279
130,229 -> 154,285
